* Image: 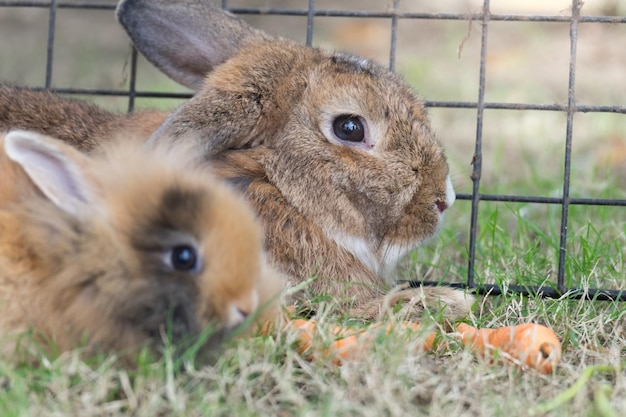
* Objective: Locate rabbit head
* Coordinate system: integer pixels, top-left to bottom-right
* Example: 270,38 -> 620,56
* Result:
0,130 -> 282,360
117,0 -> 456,284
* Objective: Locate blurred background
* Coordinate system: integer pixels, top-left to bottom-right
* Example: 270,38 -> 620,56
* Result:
1,0 -> 624,290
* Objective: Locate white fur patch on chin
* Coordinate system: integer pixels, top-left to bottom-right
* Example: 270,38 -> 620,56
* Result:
329,233 -> 411,283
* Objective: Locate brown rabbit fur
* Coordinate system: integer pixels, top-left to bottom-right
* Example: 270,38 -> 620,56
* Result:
0,0 -> 472,321
0,130 -> 282,360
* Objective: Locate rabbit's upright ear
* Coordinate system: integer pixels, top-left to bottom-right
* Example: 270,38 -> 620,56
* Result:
4,130 -> 95,217
116,0 -> 267,91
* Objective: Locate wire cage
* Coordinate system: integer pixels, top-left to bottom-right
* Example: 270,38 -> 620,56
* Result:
1,0 -> 625,300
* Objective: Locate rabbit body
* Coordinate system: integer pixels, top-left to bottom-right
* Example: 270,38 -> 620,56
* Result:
0,86 -> 165,153
0,0 -> 472,320
0,130 -> 282,358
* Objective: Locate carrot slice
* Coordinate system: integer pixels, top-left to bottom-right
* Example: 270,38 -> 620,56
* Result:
284,319 -> 437,364
456,322 -> 562,373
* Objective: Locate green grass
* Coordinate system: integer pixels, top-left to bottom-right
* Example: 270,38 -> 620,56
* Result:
1,295 -> 624,417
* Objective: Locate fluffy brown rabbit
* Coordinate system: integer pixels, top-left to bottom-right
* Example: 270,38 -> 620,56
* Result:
0,129 -> 282,360
0,0 -> 472,320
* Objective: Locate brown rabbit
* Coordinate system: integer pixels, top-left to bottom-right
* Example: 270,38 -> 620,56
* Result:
0,129 -> 282,360
0,0 -> 472,320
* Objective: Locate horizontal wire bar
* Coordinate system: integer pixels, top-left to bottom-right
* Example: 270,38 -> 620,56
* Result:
425,101 -> 626,114
230,9 -> 626,24
0,1 -> 116,8
455,193 -> 626,206
25,86 -> 194,99
401,280 -> 626,301
19,87 -> 626,114
0,2 -> 625,24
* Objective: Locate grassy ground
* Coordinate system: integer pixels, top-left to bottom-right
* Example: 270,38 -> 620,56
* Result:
0,1 -> 625,416
1,292 -> 625,416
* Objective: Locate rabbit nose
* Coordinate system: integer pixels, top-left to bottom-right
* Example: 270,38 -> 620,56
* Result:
228,304 -> 250,327
238,307 -> 250,318
436,201 -> 449,213
227,292 -> 258,327
436,176 -> 456,213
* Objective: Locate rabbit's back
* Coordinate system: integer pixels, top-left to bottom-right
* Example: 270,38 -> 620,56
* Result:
0,85 -> 167,152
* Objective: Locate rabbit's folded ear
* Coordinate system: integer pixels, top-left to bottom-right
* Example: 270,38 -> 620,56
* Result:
4,130 -> 95,217
116,0 -> 267,91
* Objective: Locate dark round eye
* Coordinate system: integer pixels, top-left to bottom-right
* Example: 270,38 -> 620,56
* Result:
171,245 -> 198,271
332,115 -> 365,143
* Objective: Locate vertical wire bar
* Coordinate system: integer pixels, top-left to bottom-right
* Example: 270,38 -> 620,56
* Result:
221,0 -> 228,8
466,0 -> 490,289
389,0 -> 400,72
44,0 -> 57,88
306,0 -> 315,47
127,47 -> 138,113
556,0 -> 581,292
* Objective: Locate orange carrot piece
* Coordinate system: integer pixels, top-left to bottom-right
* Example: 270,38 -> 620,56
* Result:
287,318 -> 317,352
270,318 -> 562,373
285,319 -> 366,363
285,319 -> 437,364
456,322 -> 561,373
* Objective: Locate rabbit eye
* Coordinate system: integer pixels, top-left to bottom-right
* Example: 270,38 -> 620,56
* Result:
332,115 -> 365,143
170,245 -> 198,271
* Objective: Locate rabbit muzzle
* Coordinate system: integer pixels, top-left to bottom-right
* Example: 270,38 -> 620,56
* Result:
437,176 -> 456,213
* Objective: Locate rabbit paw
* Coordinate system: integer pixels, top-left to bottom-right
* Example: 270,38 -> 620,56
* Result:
351,286 -> 474,323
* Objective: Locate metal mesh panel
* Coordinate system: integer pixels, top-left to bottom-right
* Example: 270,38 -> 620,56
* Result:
1,0 -> 624,300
